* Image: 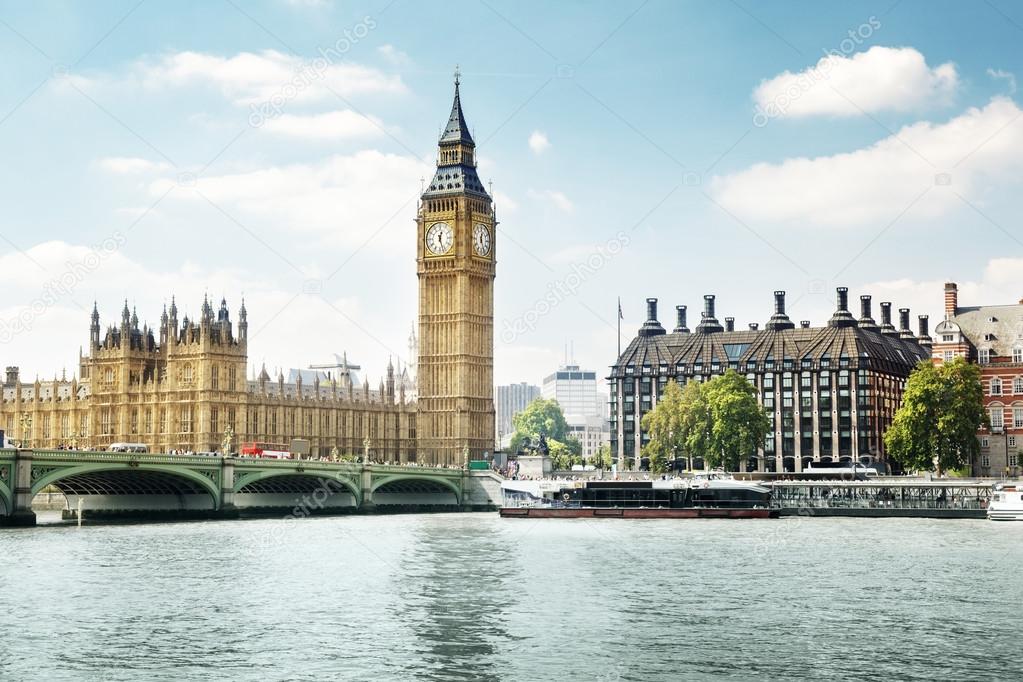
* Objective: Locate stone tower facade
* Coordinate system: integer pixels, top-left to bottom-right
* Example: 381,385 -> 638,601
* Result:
416,73 -> 496,465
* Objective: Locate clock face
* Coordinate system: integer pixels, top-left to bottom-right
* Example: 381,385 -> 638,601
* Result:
426,222 -> 453,255
472,224 -> 491,257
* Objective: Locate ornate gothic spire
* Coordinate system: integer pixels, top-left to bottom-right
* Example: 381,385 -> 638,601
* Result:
422,69 -> 489,199
440,66 -> 473,145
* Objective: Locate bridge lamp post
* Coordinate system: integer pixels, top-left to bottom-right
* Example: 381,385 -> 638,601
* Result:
363,437 -> 371,463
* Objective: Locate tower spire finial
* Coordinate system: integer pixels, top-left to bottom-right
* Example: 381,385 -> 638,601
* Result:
454,64 -> 460,86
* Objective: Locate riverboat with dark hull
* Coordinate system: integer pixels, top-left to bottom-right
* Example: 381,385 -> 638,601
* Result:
500,472 -> 777,519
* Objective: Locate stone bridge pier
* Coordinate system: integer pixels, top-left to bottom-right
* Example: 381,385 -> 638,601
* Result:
5,450 -> 37,526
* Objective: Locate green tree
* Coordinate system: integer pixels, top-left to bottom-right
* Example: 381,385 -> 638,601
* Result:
641,379 -> 688,473
548,439 -> 582,470
885,358 -> 986,475
509,398 -> 582,456
703,370 -> 771,471
593,443 -> 613,470
679,380 -> 713,467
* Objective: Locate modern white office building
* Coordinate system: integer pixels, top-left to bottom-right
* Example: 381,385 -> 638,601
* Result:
541,364 -> 610,459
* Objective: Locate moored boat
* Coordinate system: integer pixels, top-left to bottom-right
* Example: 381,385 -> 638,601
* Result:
500,471 -> 777,519
988,482 -> 1023,521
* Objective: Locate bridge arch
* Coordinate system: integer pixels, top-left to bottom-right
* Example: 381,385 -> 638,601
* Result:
371,474 -> 461,506
31,463 -> 221,512
234,471 -> 360,512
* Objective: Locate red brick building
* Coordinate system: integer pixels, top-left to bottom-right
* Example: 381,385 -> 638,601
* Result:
931,282 -> 1023,476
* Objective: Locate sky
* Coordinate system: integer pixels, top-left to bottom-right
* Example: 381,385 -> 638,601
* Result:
0,0 -> 1021,391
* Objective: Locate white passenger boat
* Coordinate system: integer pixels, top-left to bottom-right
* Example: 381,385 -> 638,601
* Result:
988,483 -> 1023,521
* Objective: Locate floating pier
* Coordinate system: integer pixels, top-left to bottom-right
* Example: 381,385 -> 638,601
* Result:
766,479 -> 991,518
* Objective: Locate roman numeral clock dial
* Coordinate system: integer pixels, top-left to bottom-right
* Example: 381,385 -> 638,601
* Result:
473,223 -> 491,257
426,221 -> 453,255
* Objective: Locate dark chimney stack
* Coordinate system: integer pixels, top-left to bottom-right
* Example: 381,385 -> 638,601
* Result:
858,295 -> 879,331
828,287 -> 857,328
725,317 -> 735,332
695,295 -> 724,333
674,305 -> 689,334
4,366 -> 18,387
639,297 -> 666,337
766,290 -> 795,331
917,314 -> 932,348
898,308 -> 915,339
879,302 -> 897,336
800,320 -> 811,329
749,323 -> 759,331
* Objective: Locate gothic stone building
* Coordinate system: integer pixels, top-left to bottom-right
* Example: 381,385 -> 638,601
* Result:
610,288 -> 931,472
0,297 -> 414,459
932,282 -> 1023,476
0,75 -> 495,467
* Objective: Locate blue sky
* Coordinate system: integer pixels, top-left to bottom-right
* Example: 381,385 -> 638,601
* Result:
0,0 -> 1021,389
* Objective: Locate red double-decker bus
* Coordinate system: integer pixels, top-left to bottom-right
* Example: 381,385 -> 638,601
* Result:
240,442 -> 291,459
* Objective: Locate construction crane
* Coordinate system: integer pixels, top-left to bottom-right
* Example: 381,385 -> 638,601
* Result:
308,352 -> 361,383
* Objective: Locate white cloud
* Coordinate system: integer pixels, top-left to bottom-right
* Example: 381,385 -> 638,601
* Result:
528,130 -> 550,154
711,97 -> 1023,227
859,257 -> 1023,323
377,44 -> 409,66
528,188 -> 574,214
0,240 -> 408,384
69,50 -> 405,107
988,68 -> 1017,94
753,46 -> 958,119
150,150 -> 430,246
98,157 -> 171,174
260,110 -> 388,140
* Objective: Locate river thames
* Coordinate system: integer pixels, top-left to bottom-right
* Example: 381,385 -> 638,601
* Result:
1,513 -> 1020,681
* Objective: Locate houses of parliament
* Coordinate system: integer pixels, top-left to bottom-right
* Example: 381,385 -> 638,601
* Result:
0,75 -> 497,466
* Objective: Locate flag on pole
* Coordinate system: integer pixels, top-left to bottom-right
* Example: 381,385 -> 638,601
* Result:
616,297 -> 623,360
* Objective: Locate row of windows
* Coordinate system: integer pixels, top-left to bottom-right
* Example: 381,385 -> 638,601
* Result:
622,355 -> 860,376
979,348 -> 1023,364
988,407 -> 1023,430
989,377 -> 1023,396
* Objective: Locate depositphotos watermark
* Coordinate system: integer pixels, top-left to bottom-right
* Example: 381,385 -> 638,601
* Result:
499,231 -> 630,343
0,231 -> 127,344
248,15 -> 378,128
753,16 -> 882,128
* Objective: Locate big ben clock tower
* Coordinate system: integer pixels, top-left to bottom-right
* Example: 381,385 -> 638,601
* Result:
416,70 -> 496,466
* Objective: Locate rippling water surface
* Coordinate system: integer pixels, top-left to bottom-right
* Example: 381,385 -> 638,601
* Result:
1,513 -> 1020,681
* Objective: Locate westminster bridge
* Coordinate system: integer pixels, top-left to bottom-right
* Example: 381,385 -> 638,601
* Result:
0,449 -> 503,526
